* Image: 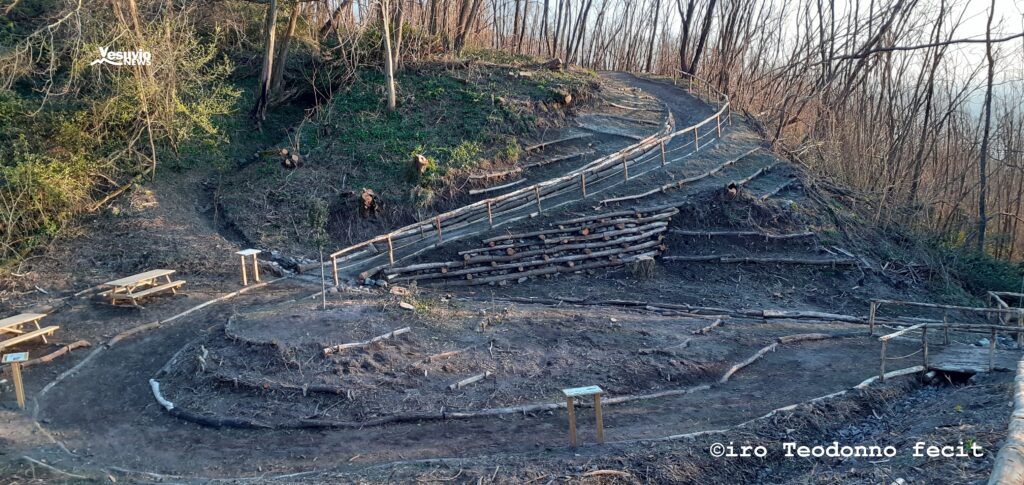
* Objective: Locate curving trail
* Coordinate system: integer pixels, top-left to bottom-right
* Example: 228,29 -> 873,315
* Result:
13,74 -> 896,481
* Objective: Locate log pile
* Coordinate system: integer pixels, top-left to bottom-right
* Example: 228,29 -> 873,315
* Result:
382,207 -> 677,286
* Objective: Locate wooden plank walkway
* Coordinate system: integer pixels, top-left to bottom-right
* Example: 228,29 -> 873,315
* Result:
929,343 -> 1023,373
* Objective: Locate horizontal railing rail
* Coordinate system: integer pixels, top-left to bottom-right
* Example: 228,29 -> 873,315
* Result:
327,72 -> 732,285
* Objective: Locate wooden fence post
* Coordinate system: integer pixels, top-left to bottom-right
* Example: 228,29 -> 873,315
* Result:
660,141 -> 667,167
991,328 -> 997,371
868,301 -> 877,335
922,325 -> 929,368
716,114 -> 722,137
623,158 -> 629,180
943,312 -> 950,345
694,129 -> 699,151
332,256 -> 339,286
879,340 -> 887,382
581,172 -> 587,198
535,186 -> 542,213
435,216 -> 442,243
486,200 -> 493,227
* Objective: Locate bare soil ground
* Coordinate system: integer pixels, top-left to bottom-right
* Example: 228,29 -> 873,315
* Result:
0,70 -> 1017,485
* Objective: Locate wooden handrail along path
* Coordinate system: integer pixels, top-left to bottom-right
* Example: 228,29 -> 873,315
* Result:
327,73 -> 733,284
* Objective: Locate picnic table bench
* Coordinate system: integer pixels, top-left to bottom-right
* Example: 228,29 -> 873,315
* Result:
101,269 -> 185,307
0,313 -> 59,351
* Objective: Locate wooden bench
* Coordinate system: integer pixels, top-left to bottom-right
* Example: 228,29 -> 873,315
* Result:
0,326 -> 59,351
0,313 -> 47,338
102,269 -> 185,307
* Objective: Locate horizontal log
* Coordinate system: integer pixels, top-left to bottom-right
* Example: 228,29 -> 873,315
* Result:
521,150 -> 591,170
448,371 -> 492,390
524,133 -> 592,152
445,250 -> 661,286
662,255 -> 857,266
323,327 -> 411,355
469,178 -> 528,195
873,299 -> 1024,316
392,237 -> 664,283
600,147 -> 760,205
878,323 -> 928,342
669,230 -> 815,240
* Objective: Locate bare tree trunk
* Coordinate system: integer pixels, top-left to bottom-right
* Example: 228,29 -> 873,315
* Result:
271,2 -> 302,93
977,0 -> 995,252
687,0 -> 715,75
252,0 -> 278,123
644,0 -> 660,71
381,0 -> 398,111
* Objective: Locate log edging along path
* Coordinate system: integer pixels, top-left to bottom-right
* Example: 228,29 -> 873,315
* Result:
30,277 -> 290,420
989,355 -> 1024,484
148,330 -> 868,430
325,73 -> 733,283
98,364 -> 925,484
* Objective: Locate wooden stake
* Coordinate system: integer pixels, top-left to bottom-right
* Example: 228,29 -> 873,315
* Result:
594,394 -> 604,443
879,340 -> 887,382
535,186 -> 542,213
387,235 -> 395,266
694,129 -> 699,150
487,201 -> 493,227
991,328 -> 997,371
623,158 -> 629,180
332,256 -> 339,287
566,396 -> 577,447
943,312 -> 950,345
435,216 -> 442,243
922,325 -> 929,368
11,362 -> 24,409
581,172 -> 587,198
659,141 -> 666,167
868,301 -> 878,335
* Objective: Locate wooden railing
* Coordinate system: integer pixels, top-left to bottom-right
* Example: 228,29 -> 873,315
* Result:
877,320 -> 1024,381
327,73 -> 732,285
868,299 -> 1024,338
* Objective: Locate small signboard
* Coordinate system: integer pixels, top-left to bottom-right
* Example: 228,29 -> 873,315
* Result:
1,352 -> 28,364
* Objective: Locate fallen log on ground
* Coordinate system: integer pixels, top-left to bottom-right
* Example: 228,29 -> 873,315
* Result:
662,254 -> 857,266
693,318 -> 723,335
448,371 -> 492,390
323,327 -> 411,355
16,340 -> 91,369
720,343 -> 778,383
669,230 -> 815,240
719,332 -> 862,383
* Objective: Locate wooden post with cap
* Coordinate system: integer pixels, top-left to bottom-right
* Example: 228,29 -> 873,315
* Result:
2,352 -> 28,410
562,385 -> 604,446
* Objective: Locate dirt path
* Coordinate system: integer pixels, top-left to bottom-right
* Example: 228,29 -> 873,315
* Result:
18,294 -> 917,480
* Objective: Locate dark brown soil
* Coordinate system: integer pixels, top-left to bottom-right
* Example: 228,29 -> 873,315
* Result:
0,70 -> 1015,485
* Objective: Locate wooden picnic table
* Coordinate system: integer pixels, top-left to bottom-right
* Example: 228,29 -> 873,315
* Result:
0,313 -> 59,350
102,269 -> 185,307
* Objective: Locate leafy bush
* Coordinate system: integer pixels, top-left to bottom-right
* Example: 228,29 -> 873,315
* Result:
948,249 -> 1024,295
